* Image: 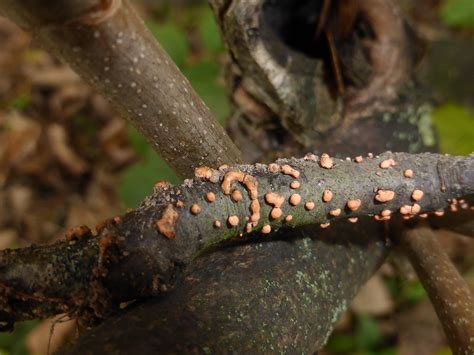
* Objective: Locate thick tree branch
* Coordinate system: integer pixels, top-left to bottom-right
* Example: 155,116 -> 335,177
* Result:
63,220 -> 387,353
0,0 -> 242,177
397,227 -> 474,355
1,151 -> 472,330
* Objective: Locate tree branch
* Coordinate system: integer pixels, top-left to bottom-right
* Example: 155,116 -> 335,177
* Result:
0,0 -> 242,177
1,151 -> 472,330
63,220 -> 388,353
430,209 -> 474,238
397,226 -> 474,355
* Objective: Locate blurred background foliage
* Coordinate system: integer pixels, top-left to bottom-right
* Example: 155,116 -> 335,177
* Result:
0,0 -> 473,354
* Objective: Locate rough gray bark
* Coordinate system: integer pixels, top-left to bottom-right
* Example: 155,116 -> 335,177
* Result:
0,0 -> 242,177
64,220 -> 387,353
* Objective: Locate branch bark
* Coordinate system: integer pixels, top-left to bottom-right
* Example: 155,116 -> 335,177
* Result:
0,0 -> 242,177
429,209 -> 474,238
397,227 -> 474,355
64,220 -> 387,353
1,152 -> 472,331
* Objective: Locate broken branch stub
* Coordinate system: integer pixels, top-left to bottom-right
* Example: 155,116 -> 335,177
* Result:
0,151 -> 473,330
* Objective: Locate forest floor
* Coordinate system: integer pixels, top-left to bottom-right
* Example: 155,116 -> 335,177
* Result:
0,2 -> 473,354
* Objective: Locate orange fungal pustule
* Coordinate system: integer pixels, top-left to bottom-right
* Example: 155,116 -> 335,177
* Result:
195,166 -> 214,180
289,193 -> 301,206
290,181 -> 301,189
347,199 -> 361,211
322,190 -> 333,203
319,153 -> 333,169
270,207 -> 283,219
228,215 -> 239,227
205,192 -> 216,203
155,204 -> 179,239
379,158 -> 396,169
411,189 -> 424,201
281,164 -> 300,178
404,169 -> 413,178
231,190 -> 243,202
375,190 -> 395,203
268,163 -> 280,173
190,204 -> 201,215
265,192 -> 285,208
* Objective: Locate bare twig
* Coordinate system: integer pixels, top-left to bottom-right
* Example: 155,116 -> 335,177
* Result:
0,0 -> 242,177
397,227 -> 474,355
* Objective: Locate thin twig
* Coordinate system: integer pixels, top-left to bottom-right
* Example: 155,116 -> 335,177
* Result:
397,226 -> 474,355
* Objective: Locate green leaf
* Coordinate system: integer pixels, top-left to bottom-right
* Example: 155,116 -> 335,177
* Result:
441,0 -> 474,28
146,22 -> 188,68
432,103 -> 474,155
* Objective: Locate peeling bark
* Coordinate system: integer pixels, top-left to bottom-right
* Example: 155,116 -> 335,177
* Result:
0,0 -> 242,177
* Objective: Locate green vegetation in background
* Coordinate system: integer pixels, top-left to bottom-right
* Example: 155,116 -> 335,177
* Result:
197,8 -> 225,54
118,127 -> 179,208
10,93 -> 30,111
432,104 -> 474,155
435,347 -> 455,355
326,315 -> 396,355
400,281 -> 428,305
146,22 -> 188,68
0,320 -> 37,355
441,0 -> 474,28
385,275 -> 428,305
118,5 -> 230,208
